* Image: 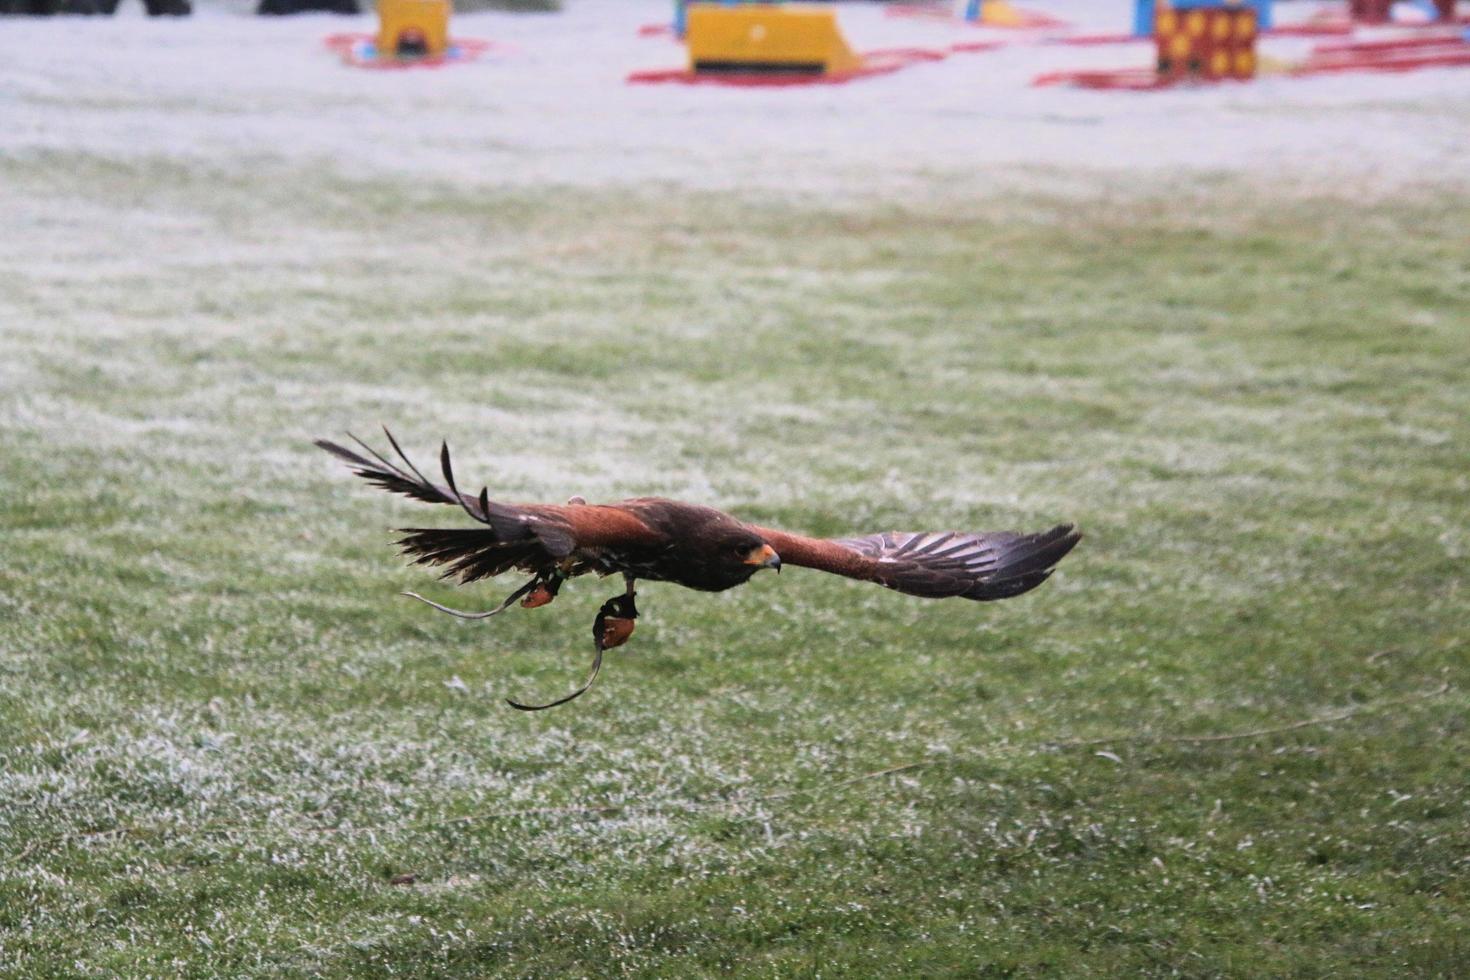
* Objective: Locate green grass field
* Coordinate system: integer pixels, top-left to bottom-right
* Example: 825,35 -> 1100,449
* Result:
2,154 -> 1467,976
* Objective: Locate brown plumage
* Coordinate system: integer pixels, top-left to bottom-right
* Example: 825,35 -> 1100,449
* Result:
317,431 -> 1081,709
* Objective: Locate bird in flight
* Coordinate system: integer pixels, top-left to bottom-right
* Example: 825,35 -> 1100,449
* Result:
317,431 -> 1081,710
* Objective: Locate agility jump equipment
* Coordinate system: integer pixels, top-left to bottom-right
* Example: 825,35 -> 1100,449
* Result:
630,2 -> 951,86
377,0 -> 451,59
326,0 -> 504,71
1036,0 -> 1261,88
1155,0 -> 1258,81
1134,0 -> 1269,35
1056,0 -> 1343,47
685,3 -> 860,74
1036,7 -> 1470,88
661,0 -> 802,39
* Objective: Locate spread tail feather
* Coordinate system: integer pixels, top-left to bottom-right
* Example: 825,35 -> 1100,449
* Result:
396,527 -> 542,584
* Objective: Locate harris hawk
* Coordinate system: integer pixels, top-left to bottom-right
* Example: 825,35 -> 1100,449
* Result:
317,431 -> 1081,710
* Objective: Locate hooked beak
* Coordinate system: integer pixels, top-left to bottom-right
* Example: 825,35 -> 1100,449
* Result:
745,543 -> 782,573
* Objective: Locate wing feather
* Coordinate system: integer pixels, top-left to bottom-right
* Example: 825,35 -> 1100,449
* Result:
755,523 -> 1080,602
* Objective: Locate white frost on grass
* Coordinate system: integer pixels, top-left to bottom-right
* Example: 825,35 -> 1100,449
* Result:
0,694 -> 940,892
0,1 -> 1467,197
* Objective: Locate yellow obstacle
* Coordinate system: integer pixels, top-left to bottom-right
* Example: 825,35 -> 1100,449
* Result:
979,0 -> 1032,27
685,3 -> 861,76
377,0 -> 451,60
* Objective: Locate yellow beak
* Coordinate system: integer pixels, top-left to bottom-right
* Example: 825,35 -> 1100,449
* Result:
744,543 -> 781,572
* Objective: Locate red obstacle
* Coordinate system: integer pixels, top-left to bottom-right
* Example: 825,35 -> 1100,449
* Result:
1035,30 -> 1470,90
1292,33 -> 1470,75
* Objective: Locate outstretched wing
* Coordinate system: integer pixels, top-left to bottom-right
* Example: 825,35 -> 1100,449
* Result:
752,523 -> 1081,601
317,431 -> 664,583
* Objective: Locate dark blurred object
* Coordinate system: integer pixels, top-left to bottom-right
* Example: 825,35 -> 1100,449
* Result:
1,0 -> 189,13
257,0 -> 360,14
1349,0 -> 1453,21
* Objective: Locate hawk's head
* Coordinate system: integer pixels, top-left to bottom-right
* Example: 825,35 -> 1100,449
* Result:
691,523 -> 781,588
630,501 -> 781,591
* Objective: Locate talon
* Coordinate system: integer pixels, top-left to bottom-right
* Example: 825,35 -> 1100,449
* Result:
600,616 -> 636,649
596,591 -> 638,648
520,575 -> 564,609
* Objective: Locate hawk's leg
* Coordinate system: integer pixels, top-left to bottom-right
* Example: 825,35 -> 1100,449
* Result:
505,583 -> 640,712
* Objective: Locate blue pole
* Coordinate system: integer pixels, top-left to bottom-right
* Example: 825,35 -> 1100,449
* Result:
1133,0 -> 1153,36
674,0 -> 686,38
965,0 -> 982,23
